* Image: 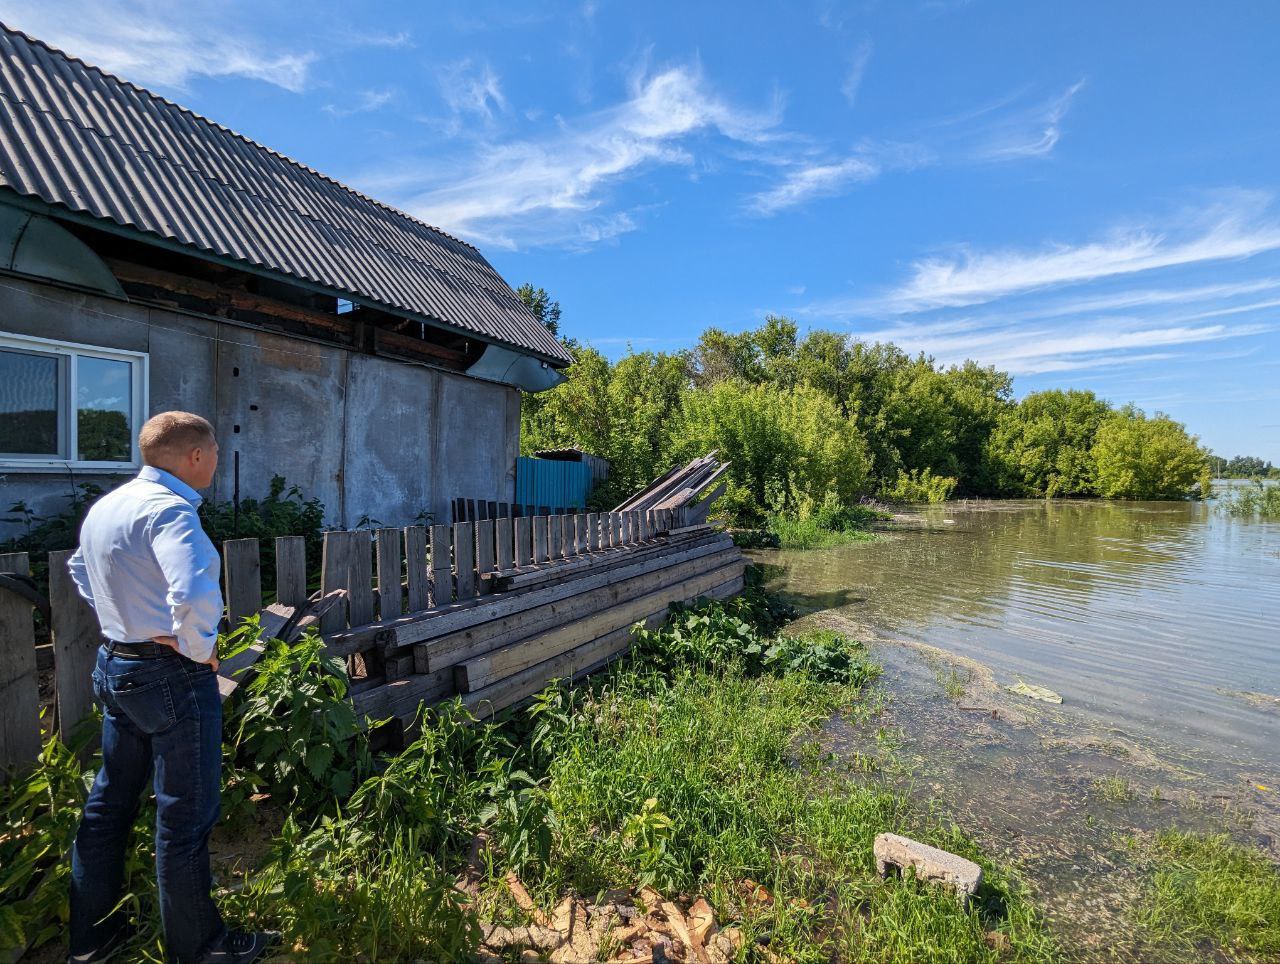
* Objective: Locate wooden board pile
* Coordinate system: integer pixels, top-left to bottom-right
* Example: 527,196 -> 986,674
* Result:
475,876 -> 755,964
614,452 -> 732,527
326,507 -> 743,730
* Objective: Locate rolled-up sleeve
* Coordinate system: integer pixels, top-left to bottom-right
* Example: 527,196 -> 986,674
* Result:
67,546 -> 96,611
147,504 -> 223,662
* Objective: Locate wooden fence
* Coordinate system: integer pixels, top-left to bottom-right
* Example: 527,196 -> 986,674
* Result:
1,505 -> 743,779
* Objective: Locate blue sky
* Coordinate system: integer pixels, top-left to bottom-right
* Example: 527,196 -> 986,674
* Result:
4,0 -> 1279,460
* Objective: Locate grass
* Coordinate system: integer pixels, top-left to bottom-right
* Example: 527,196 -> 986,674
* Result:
1134,830 -> 1280,958
1091,776 -> 1135,804
737,503 -> 892,550
4,587 -> 1056,962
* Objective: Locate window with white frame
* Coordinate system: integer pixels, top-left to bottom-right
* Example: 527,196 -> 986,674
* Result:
0,333 -> 148,470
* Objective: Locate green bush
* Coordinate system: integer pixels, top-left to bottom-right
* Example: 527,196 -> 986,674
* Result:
1091,407 -> 1207,500
881,467 -> 957,504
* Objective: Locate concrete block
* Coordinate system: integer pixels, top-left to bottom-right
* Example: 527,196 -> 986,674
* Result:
874,832 -> 982,906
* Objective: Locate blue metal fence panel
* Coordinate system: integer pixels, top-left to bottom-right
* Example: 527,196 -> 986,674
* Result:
515,456 -> 593,509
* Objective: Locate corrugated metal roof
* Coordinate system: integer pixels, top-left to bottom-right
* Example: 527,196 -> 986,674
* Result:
0,24 -> 572,365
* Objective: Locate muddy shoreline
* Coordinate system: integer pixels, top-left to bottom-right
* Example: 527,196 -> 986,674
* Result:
797,606 -> 1279,962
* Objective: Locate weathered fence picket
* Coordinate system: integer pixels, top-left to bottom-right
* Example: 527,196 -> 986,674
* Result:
0,552 -> 41,776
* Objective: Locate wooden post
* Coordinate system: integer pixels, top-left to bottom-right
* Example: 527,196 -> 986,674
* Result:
0,552 -> 41,778
495,517 -> 513,572
319,531 -> 353,634
222,538 -> 262,627
453,522 -> 476,598
514,516 -> 532,568
587,512 -> 599,551
375,528 -> 403,621
347,532 -> 376,627
404,526 -> 430,612
429,524 -> 452,606
532,516 -> 549,563
548,516 -> 563,561
612,512 -> 623,547
275,536 -> 307,609
475,520 -> 495,595
48,549 -> 100,747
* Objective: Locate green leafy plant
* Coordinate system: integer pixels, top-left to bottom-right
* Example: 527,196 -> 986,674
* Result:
881,467 -> 957,504
224,629 -> 371,810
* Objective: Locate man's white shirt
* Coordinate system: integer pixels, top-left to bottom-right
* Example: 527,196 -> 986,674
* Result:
69,466 -> 223,662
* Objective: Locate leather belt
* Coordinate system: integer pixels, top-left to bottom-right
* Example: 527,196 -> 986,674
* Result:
104,640 -> 173,659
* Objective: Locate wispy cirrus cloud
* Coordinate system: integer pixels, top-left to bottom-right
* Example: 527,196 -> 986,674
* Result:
0,0 -> 316,92
322,87 -> 395,118
841,38 -> 873,106
362,63 -> 782,248
966,79 -> 1085,160
853,193 -> 1280,314
748,155 -> 880,215
437,58 -> 508,126
748,79 -> 1083,217
796,194 -> 1280,376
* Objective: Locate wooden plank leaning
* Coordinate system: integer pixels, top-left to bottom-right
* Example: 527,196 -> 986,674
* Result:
495,517 -> 513,572
429,524 -> 453,607
475,520 -> 495,596
347,531 -> 376,627
514,517 -> 531,568
319,530 -> 354,635
222,538 -> 262,626
275,536 -> 308,609
375,528 -> 403,621
453,522 -> 476,599
0,551 -> 42,779
404,526 -> 430,613
48,549 -> 100,749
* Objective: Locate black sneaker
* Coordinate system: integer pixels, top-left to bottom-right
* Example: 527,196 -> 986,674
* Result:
67,922 -> 133,963
200,930 -> 281,963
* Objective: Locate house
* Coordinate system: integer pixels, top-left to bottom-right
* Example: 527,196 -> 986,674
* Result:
0,24 -> 572,535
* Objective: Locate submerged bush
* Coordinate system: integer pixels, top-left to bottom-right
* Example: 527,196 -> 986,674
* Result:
1220,481 -> 1280,519
881,467 -> 958,504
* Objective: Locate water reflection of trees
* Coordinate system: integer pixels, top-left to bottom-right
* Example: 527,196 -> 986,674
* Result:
760,501 -> 1195,626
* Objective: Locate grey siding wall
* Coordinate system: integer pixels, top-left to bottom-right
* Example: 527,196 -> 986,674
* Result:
0,275 -> 520,536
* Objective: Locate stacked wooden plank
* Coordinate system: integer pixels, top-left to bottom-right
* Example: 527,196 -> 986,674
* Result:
344,520 -> 744,726
614,452 -> 732,526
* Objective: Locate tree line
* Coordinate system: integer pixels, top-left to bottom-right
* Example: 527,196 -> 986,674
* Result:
518,306 -> 1210,519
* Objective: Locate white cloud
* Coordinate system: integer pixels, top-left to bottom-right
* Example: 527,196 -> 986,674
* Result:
437,58 -> 508,124
748,156 -> 880,215
349,29 -> 412,48
969,79 -> 1084,160
864,195 -> 1280,313
322,88 -> 395,118
0,0 -> 316,92
364,63 -> 780,248
841,38 -> 873,106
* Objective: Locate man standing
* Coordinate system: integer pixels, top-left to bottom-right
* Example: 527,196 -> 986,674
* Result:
66,412 -> 276,964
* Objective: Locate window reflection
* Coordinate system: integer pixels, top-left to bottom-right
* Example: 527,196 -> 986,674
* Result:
0,348 -> 60,456
77,356 -> 132,461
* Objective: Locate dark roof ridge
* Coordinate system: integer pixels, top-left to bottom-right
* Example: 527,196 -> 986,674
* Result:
0,20 -> 482,254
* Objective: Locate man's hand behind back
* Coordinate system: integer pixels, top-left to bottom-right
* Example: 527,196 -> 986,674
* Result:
152,635 -> 219,671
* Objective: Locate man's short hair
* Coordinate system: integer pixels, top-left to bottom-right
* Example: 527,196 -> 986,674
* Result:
138,411 -> 216,465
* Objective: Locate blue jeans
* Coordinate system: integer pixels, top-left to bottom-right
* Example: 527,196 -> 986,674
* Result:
70,646 -> 226,962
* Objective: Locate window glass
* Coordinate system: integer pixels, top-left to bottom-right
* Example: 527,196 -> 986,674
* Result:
76,355 -> 133,461
0,348 -> 60,457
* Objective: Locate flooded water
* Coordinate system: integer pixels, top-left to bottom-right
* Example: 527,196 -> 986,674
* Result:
756,498 -> 1280,775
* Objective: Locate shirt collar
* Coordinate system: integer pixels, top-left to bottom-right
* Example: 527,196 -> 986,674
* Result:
137,465 -> 204,508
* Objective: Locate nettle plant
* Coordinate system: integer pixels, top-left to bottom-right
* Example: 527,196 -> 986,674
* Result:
224,624 -> 372,811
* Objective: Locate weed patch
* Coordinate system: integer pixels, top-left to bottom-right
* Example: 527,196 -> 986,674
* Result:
1134,830 -> 1280,957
